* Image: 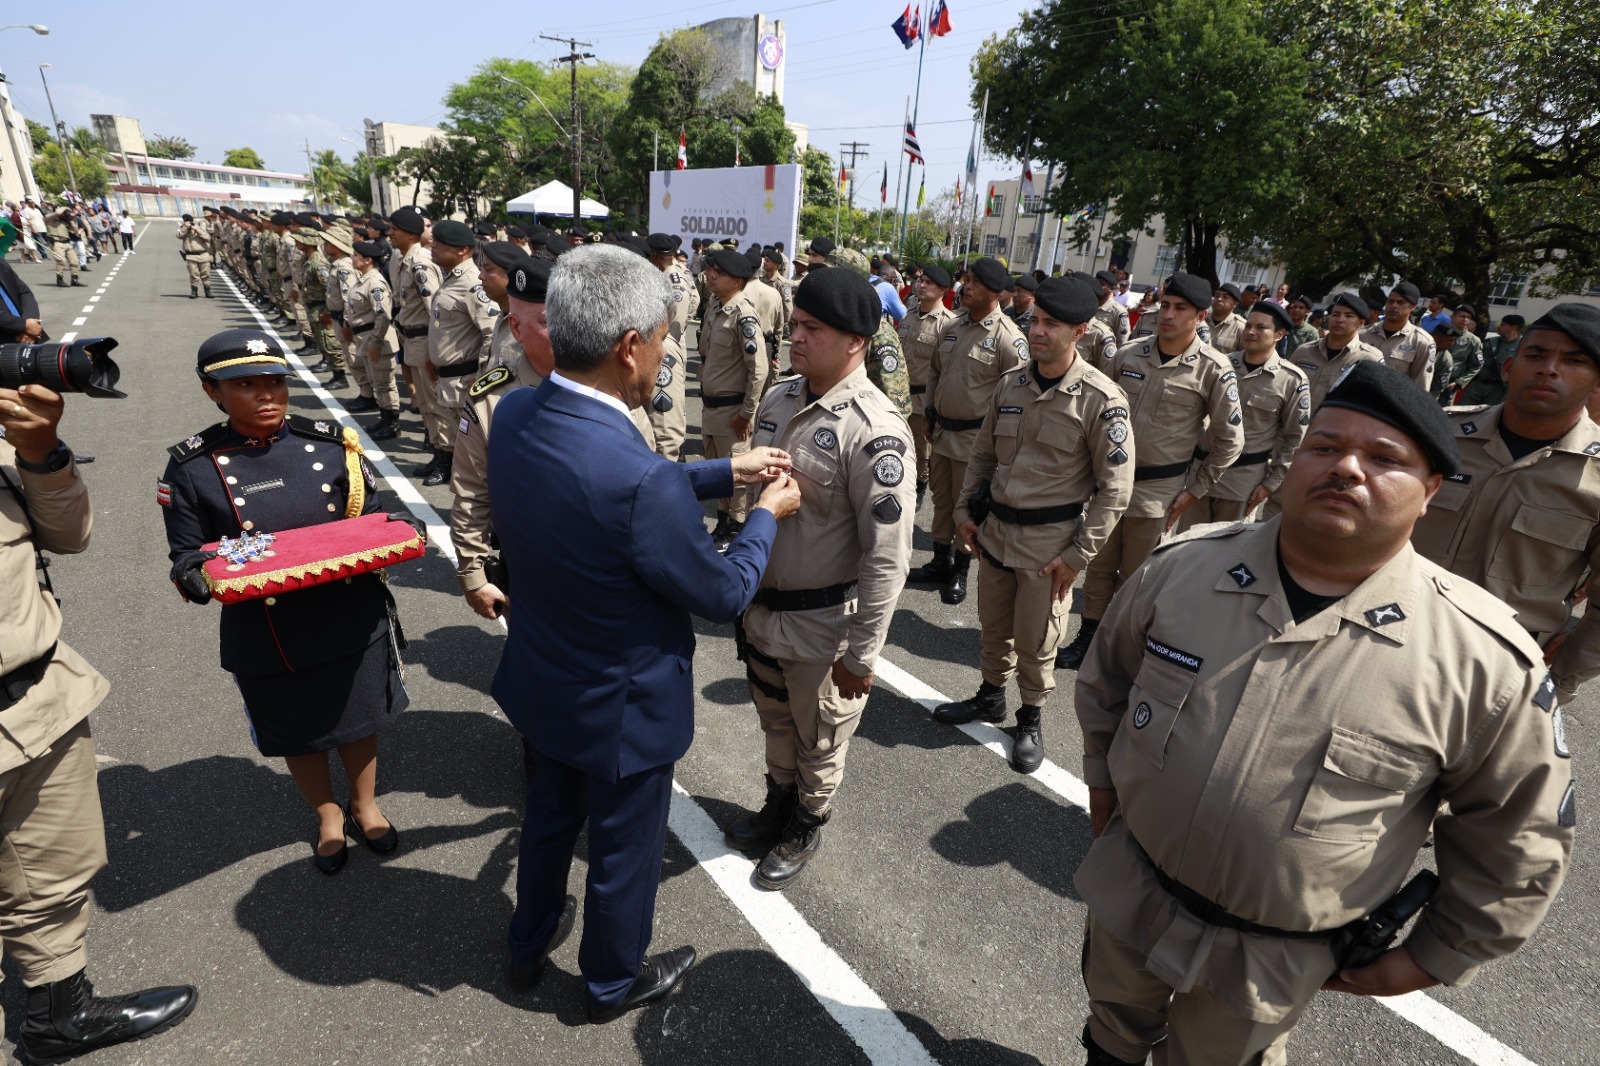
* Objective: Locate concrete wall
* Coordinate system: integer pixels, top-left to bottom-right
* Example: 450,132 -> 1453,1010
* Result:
364,120 -> 446,216
695,15 -> 786,104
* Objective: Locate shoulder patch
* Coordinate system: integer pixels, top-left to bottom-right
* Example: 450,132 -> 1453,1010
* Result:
286,414 -> 342,443
167,422 -> 228,463
469,365 -> 514,399
864,435 -> 906,457
871,493 -> 903,524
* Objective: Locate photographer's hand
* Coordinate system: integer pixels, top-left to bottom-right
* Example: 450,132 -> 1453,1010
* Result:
0,384 -> 64,465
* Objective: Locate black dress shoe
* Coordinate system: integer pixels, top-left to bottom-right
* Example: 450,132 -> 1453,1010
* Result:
509,895 -> 577,990
17,970 -> 198,1066
345,804 -> 398,855
586,947 -> 697,1024
312,833 -> 348,876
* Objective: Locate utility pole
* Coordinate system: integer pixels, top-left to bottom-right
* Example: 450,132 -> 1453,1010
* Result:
301,138 -> 316,210
541,33 -> 594,227
839,140 -> 868,242
36,64 -> 76,199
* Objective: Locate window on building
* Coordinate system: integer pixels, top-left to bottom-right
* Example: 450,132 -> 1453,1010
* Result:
989,193 -> 1006,218
1014,235 -> 1035,265
135,164 -> 150,180
1153,245 -> 1179,278
1225,261 -> 1264,287
188,169 -> 203,180
982,234 -> 1002,256
155,166 -> 171,179
1022,195 -> 1045,215
1490,272 -> 1528,306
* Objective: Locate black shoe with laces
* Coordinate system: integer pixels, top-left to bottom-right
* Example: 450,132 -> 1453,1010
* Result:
755,806 -> 828,890
1011,705 -> 1044,774
17,970 -> 198,1066
724,775 -> 799,854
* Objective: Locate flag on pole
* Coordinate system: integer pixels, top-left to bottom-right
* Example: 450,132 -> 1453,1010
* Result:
891,5 -> 920,49
954,176 -> 962,207
985,183 -> 997,217
964,125 -> 979,192
904,123 -> 924,166
839,164 -> 848,191
676,130 -> 687,170
917,174 -> 926,208
929,0 -> 953,38
881,164 -> 888,203
1020,162 -> 1035,202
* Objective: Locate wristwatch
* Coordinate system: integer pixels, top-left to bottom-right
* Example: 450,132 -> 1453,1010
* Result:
15,440 -> 73,474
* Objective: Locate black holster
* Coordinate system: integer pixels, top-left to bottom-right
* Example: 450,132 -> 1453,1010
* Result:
966,480 -> 993,526
1329,870 -> 1439,973
732,612 -> 749,664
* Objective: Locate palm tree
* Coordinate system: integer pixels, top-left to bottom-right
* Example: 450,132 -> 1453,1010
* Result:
308,149 -> 351,209
66,126 -> 103,157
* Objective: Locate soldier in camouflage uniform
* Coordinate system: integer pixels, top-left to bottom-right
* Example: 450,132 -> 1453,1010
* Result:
292,229 -> 343,380
321,229 -> 357,393
819,247 -> 911,420
1282,294 -> 1320,357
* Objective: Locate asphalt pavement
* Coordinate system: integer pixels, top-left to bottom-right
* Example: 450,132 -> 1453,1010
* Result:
3,220 -> 1594,1065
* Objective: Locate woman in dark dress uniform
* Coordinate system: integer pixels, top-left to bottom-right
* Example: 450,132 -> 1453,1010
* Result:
161,329 -> 408,874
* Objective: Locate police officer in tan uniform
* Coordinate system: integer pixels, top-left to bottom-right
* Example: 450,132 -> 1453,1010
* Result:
1093,270 -> 1129,347
1060,272 -> 1244,669
1207,282 -> 1247,355
931,275 -> 1134,773
1078,312 -> 1119,375
388,206 -> 441,463
346,240 -> 403,440
1287,292 -> 1383,412
477,241 -> 528,374
909,257 -> 1027,605
744,249 -> 786,389
0,385 -> 197,1061
177,212 -> 213,298
1413,303 -> 1600,700
648,233 -> 695,461
321,228 -> 357,395
898,263 -> 956,509
727,267 -> 915,890
423,220 -> 497,487
757,247 -> 793,340
1075,362 -> 1573,1066
1361,280 -> 1437,391
698,248 -> 770,549
1180,301 -> 1309,527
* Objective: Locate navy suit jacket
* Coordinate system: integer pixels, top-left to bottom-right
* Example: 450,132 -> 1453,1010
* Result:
489,379 -> 776,781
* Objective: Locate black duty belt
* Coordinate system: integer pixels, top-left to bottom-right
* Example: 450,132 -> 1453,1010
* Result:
436,362 -> 479,379
937,413 -> 985,432
1194,447 -> 1272,466
0,642 -> 55,712
989,499 -> 1084,526
350,322 -> 376,335
753,581 -> 857,612
396,323 -> 429,339
703,393 -> 746,409
1134,460 -> 1191,482
1139,842 -> 1328,941
909,384 -> 927,395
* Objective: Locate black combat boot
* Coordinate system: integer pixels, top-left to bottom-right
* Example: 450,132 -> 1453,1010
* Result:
368,409 -> 401,441
1081,1024 -> 1146,1066
724,774 -> 799,854
1012,705 -> 1044,774
916,479 -> 928,511
189,286 -> 198,299
413,450 -> 443,480
423,449 -> 454,487
70,276 -> 83,287
325,372 -> 349,391
709,511 -> 731,548
55,275 -> 66,288
755,805 -> 829,891
941,550 -> 972,605
1056,618 -> 1099,671
933,680 -> 1008,725
204,284 -> 213,298
907,541 -> 952,584
306,360 -> 331,374
17,970 -> 198,1065
345,395 -> 378,413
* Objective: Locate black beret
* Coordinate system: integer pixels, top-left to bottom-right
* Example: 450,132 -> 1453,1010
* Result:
1330,292 -> 1369,319
181,213 -> 194,222
1164,272 -> 1213,312
369,218 -> 391,234
708,248 -> 754,280
1094,269 -> 1118,288
506,225 -> 527,239
1247,301 -> 1293,332
807,236 -> 835,256
352,239 -> 384,259
203,205 -> 218,214
1289,293 -> 1317,310
506,256 -> 551,302
1455,303 -> 1476,315
1390,281 -> 1421,305
481,240 -> 524,271
1501,314 -> 1526,328
473,221 -> 497,237
544,235 -> 570,258
746,248 -> 764,270
570,223 -> 590,238
1216,282 -> 1242,301
1526,303 -> 1600,365
968,257 -> 1010,293
1033,275 -> 1098,325
431,219 -> 476,248
647,232 -> 676,253
921,264 -> 952,289
1013,274 -> 1039,293
389,206 -> 425,234
793,267 -> 881,338
294,212 -> 320,227
1320,361 -> 1459,475
270,211 -> 295,226
763,247 -> 783,265
196,328 -> 290,381
1432,321 -> 1461,339
620,236 -> 652,259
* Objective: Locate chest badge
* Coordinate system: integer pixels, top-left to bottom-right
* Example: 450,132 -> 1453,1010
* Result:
1227,563 -> 1255,588
1585,442 -> 1600,456
1132,702 -> 1152,729
814,427 -> 837,450
1364,603 -> 1405,627
1461,421 -> 1478,435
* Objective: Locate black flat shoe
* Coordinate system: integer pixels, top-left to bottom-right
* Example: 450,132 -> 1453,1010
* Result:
345,804 -> 398,855
509,895 -> 577,990
312,836 -> 348,876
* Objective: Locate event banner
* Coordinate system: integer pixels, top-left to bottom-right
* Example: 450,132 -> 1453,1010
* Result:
649,164 -> 802,255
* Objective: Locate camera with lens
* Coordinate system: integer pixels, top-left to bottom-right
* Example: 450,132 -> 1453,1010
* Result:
0,338 -> 125,398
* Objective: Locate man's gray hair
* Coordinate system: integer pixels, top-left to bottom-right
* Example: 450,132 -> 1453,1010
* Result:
547,245 -> 671,372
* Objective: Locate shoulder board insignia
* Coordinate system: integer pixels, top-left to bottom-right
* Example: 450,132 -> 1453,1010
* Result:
469,365 -> 514,399
831,401 -> 851,412
1152,522 -> 1249,555
286,414 -> 343,443
1585,442 -> 1600,457
167,422 -> 228,463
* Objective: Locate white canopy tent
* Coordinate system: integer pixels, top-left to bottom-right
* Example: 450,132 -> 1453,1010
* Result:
505,180 -> 609,219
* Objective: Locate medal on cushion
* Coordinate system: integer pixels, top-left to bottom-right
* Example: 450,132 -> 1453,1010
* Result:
216,531 -> 277,570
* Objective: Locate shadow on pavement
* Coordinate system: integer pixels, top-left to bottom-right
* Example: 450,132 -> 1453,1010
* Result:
929,782 -> 1092,901
896,1011 -> 1048,1065
886,606 -> 981,670
855,687 -> 975,753
400,623 -> 503,694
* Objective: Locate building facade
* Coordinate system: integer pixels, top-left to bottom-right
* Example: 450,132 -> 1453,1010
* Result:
103,154 -> 309,216
694,15 -> 787,104
363,119 -> 447,217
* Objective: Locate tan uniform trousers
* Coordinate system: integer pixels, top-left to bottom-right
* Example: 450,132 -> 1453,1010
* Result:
701,433 -> 751,521
746,648 -> 865,817
184,255 -> 212,288
908,412 -> 932,490
1175,495 -> 1254,532
649,401 -> 687,463
927,452 -> 969,552
0,721 -> 107,989
48,240 -> 77,280
1081,515 -> 1165,621
402,335 -> 450,452
365,347 -> 399,411
346,330 -> 371,398
978,553 -> 1070,707
1084,918 -> 1302,1066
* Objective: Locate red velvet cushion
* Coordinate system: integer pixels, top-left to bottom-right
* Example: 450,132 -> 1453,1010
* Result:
202,512 -> 425,603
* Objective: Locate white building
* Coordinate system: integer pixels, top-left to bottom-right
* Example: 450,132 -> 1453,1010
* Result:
362,120 -> 447,217
0,77 -> 39,203
103,154 -> 310,216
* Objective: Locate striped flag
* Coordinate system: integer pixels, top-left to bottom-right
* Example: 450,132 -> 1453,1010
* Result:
881,164 -> 888,203
676,130 -> 687,170
838,164 -> 848,192
985,183 -> 996,217
954,176 -> 962,206
929,0 -> 953,37
903,122 -> 924,165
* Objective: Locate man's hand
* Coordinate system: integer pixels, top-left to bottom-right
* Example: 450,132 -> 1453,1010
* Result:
1542,630 -> 1570,666
731,446 -> 793,484
425,363 -> 439,382
0,384 -> 64,464
1040,556 -> 1080,603
1165,490 -> 1199,532
755,472 -> 802,521
1247,483 -> 1272,512
832,658 -> 873,700
956,519 -> 980,555
466,583 -> 508,620
1322,948 -> 1440,997
1089,787 -> 1118,838
20,318 -> 42,341
732,412 -> 753,441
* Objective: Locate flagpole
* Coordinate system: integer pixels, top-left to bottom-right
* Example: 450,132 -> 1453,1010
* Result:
896,17 -> 928,259
892,95 -> 908,255
1030,162 -> 1054,273
962,88 -> 988,267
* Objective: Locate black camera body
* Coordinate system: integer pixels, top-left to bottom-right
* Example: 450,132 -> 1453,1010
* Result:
0,338 -> 125,398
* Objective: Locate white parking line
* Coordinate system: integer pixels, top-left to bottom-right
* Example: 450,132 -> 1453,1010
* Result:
71,317 -> 85,326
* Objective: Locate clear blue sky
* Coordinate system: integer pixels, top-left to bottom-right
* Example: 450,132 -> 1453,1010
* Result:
0,0 -> 1037,212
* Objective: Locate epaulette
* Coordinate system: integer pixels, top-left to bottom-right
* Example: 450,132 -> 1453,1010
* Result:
167,422 -> 228,464
1428,564 -> 1543,667
286,414 -> 344,443
469,365 -> 513,400
1151,521 -> 1249,555
1444,404 -> 1491,416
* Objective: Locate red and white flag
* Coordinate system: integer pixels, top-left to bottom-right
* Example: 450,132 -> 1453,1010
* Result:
676,130 -> 687,170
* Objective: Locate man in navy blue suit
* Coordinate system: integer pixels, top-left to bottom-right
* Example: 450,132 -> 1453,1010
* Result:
489,245 -> 802,1023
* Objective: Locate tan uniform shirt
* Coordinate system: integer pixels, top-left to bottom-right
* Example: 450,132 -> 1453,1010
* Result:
390,243 -> 439,331
1095,299 -> 1130,347
177,219 -> 211,258
484,312 -> 524,374
1361,319 -> 1437,391
324,255 -> 354,321
428,260 -> 498,405
1192,351 -> 1308,501
1108,334 -> 1244,516
665,266 -> 697,345
451,357 -> 545,592
0,443 -> 107,775
1207,310 -> 1246,355
747,277 -> 785,343
1412,405 -> 1600,697
1078,317 -> 1119,374
897,303 -> 955,418
697,288 -> 769,434
345,268 -> 397,359
1077,520 -> 1572,1015
745,367 -> 915,673
756,271 -> 791,332
927,307 -> 1027,463
1287,334 -> 1384,413
959,356 -> 1134,573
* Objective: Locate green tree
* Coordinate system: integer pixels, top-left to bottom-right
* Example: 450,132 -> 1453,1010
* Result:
307,149 -> 351,209
32,142 -> 109,198
146,134 -> 197,160
341,153 -> 374,212
223,147 -> 266,170
64,126 -> 102,157
800,146 -> 838,209
25,119 -> 51,154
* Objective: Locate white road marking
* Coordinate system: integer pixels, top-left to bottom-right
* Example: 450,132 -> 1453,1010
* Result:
59,332 -> 77,342
80,305 -> 94,313
71,317 -> 85,326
